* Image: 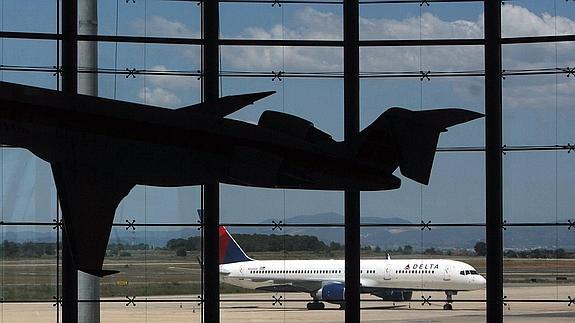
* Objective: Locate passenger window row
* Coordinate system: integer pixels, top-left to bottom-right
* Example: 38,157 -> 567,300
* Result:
249,269 -> 342,274
395,270 -> 435,274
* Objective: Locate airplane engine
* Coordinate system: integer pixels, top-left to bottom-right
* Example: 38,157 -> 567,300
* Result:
316,283 -> 345,305
258,111 -> 333,144
371,289 -> 413,301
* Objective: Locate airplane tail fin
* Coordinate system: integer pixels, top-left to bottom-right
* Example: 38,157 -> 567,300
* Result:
219,226 -> 253,264
355,108 -> 483,185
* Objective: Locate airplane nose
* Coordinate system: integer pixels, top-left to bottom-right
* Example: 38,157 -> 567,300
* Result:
478,275 -> 486,288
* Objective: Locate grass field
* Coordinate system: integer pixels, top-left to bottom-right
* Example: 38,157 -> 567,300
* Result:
2,250 -> 575,301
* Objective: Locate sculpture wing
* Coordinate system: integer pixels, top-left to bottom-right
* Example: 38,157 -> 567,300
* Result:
175,91 -> 275,118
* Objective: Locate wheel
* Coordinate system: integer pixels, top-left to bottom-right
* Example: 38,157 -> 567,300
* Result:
443,303 -> 453,310
307,302 -> 325,310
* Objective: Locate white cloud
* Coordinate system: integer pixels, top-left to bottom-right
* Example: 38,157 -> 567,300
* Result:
138,5 -> 575,109
503,77 -> 575,109
222,5 -> 575,73
138,87 -> 181,107
132,16 -> 199,38
147,65 -> 200,90
138,65 -> 200,108
502,5 -> 575,37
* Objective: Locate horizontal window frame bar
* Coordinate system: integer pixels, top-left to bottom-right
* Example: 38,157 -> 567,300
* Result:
2,31 -> 574,47
1,222 -> 573,227
3,298 -> 574,304
4,145 -> 573,153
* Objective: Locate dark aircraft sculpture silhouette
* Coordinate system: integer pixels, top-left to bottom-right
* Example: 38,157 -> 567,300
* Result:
0,81 -> 482,276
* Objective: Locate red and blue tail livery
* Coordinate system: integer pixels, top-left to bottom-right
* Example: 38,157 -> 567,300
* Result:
219,226 -> 252,264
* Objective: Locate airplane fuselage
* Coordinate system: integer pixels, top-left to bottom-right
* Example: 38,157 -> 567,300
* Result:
221,259 -> 486,292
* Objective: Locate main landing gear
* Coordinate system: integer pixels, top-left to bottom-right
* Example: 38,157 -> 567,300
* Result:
443,291 -> 456,310
306,301 -> 325,310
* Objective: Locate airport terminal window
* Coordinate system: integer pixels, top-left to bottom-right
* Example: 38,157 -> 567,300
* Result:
0,0 -> 573,322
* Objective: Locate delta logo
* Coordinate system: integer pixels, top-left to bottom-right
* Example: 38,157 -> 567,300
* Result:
404,264 -> 439,270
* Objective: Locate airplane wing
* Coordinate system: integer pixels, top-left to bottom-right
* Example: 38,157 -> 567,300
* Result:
175,91 -> 275,118
254,280 -> 323,293
362,287 -> 414,301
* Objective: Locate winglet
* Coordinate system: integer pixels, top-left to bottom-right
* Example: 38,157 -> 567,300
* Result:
176,91 -> 276,118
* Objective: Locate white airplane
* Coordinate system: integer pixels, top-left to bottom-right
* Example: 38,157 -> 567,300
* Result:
218,226 -> 486,310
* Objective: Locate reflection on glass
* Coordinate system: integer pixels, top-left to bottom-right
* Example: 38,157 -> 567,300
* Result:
1,149 -> 57,223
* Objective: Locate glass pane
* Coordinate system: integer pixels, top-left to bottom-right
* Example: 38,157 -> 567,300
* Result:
502,0 -> 558,38
360,226 -> 486,317
360,47 -> 421,74
103,226 -> 201,297
95,42 -> 202,107
283,4 -> 343,41
1,149 -> 57,223
502,43 -> 558,71
283,78 -> 343,140
1,0 -> 57,33
359,3 -> 421,40
360,78 -> 422,129
422,152 -> 485,224
220,3 -> 282,39
503,225 -> 572,319
95,0 -> 201,38
503,75 -> 558,146
221,46 -> 343,75
0,39 -> 58,88
421,77 -> 485,147
1,225 -> 57,301
220,226 -> 344,321
421,46 -> 483,72
504,151 -> 557,223
360,2 -> 483,40
2,303 -> 57,322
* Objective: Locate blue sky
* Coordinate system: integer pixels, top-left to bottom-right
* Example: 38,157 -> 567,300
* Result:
0,1 -> 574,231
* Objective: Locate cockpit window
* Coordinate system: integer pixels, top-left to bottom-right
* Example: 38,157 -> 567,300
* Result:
461,270 -> 480,276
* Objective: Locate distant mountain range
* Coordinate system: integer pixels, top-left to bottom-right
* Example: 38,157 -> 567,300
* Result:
4,212 -> 575,250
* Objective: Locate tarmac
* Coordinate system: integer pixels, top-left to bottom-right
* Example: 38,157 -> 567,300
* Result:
2,285 -> 574,322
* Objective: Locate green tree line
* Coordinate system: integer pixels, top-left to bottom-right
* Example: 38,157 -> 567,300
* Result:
0,240 -> 56,258
166,234 -> 343,255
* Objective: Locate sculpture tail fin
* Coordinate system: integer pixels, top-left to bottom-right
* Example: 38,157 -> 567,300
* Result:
356,108 -> 483,185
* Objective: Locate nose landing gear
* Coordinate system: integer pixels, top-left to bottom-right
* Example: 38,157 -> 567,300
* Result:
443,291 -> 456,310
